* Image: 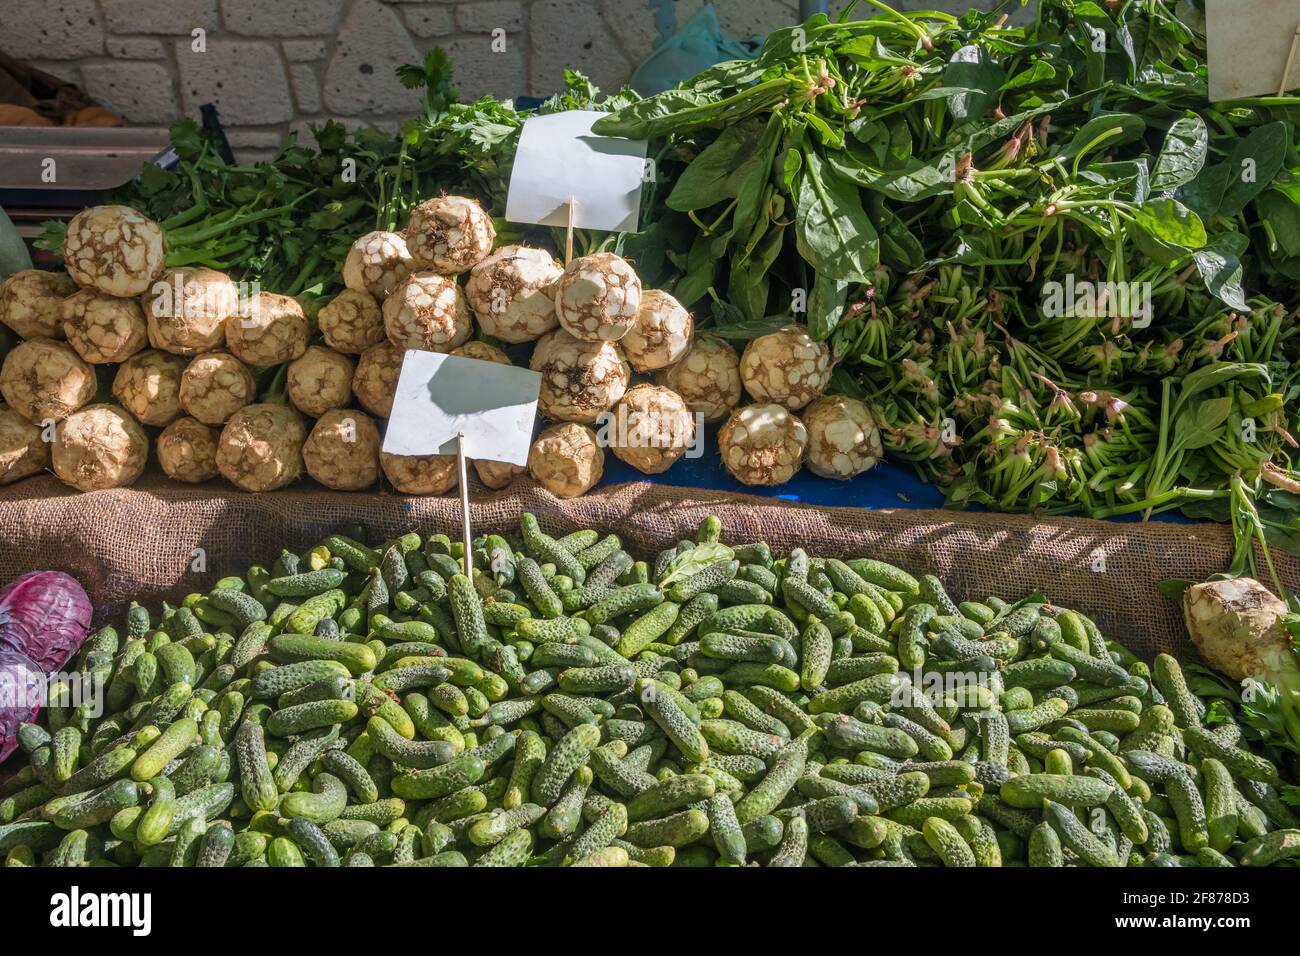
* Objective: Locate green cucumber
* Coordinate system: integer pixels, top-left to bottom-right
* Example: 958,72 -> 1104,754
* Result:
235,721 -> 279,813
281,773 -> 347,824
267,634 -> 375,675
532,724 -> 601,805
267,568 -> 347,598
391,755 -> 487,800
1000,774 -> 1113,809
251,660 -> 351,699
131,718 -> 197,782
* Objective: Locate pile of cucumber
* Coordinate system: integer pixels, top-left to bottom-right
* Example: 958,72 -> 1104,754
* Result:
3,513 -> 1297,867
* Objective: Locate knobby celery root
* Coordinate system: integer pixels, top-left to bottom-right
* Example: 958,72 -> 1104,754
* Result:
554,252 -> 641,343
0,338 -> 96,423
0,269 -> 76,339
530,329 -> 629,424
405,196 -> 495,275
622,289 -> 692,372
739,327 -> 832,411
111,349 -> 187,427
1184,578 -> 1300,747
342,230 -> 415,300
382,273 -> 472,352
0,406 -> 48,484
303,409 -> 381,491
658,335 -> 742,423
141,267 -> 238,355
318,288 -> 386,355
178,351 -> 256,425
156,416 -> 221,483
60,289 -> 148,364
61,205 -> 165,297
451,340 -> 511,365
529,422 -> 604,498
718,403 -> 808,486
381,451 -> 458,495
352,340 -> 405,418
225,292 -> 309,367
465,245 -> 563,343
802,395 -> 882,480
606,383 -> 695,475
52,403 -> 148,491
216,403 -> 306,492
288,346 -> 355,418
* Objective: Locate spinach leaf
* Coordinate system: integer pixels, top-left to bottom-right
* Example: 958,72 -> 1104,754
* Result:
659,543 -> 735,588
672,232 -> 720,307
945,44 -> 1007,123
1219,122 -> 1291,217
1177,160 -> 1230,219
1173,363 -> 1269,419
1174,395 -> 1232,451
731,116 -> 783,244
795,148 -> 878,283
591,89 -> 720,139
807,271 -> 851,341
1131,197 -> 1207,250
666,125 -> 751,212
828,147 -> 952,202
1056,113 -> 1147,163
1259,190 -> 1300,257
1192,232 -> 1250,311
1150,112 -> 1208,193
1001,60 -> 1058,91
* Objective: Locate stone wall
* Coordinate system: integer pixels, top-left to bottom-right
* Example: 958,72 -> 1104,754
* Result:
0,0 -> 999,161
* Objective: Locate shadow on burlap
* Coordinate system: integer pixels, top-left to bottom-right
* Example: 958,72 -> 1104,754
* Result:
3,472 -> 1290,660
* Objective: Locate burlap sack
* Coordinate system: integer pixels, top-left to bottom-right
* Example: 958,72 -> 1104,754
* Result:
2,472 -> 1291,660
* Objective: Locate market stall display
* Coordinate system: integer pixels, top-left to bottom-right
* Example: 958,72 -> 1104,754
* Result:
0,0 -> 1299,877
593,0 -> 1300,557
4,1 -> 1293,564
1,513 -> 1297,868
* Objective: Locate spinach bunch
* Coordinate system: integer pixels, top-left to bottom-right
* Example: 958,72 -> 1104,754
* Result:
595,0 -> 1300,571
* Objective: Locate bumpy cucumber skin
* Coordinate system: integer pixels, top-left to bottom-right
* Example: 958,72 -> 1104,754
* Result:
235,721 -> 279,813
767,814 -> 809,867
281,773 -> 348,824
1043,800 -> 1119,867
1000,774 -> 1113,810
923,817 -> 977,867
391,755 -> 487,800
734,732 -> 809,824
623,808 -> 710,849
532,724 -> 601,805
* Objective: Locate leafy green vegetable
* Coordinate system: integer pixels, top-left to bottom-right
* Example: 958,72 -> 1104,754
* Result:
591,0 -> 1300,570
657,543 -> 735,589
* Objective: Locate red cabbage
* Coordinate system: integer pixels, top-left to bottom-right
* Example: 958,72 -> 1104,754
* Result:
0,571 -> 92,764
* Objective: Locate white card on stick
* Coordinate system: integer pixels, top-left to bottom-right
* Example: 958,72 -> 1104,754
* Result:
505,110 -> 648,233
1207,0 -> 1300,101
382,351 -> 540,466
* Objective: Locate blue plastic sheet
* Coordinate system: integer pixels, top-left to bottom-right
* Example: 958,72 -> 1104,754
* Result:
595,427 -> 1189,524
630,4 -> 761,96
598,428 -> 945,507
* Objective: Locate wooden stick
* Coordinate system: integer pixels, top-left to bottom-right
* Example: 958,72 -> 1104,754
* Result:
456,431 -> 472,577
564,196 -> 576,265
1282,25 -> 1300,96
